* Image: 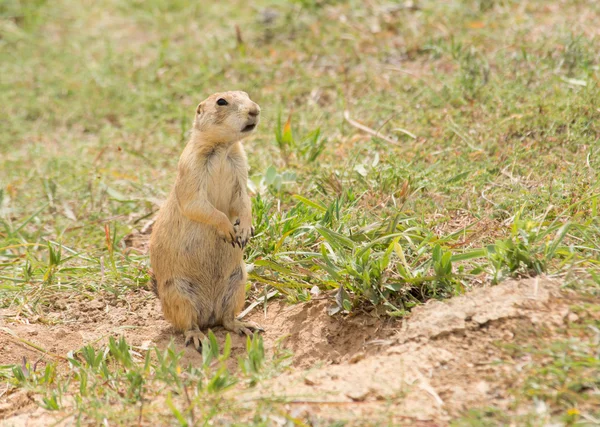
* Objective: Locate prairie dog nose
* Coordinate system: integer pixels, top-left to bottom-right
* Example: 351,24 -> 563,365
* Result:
248,104 -> 260,117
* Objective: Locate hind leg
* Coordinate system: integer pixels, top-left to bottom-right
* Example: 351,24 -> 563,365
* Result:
159,278 -> 206,351
221,263 -> 264,336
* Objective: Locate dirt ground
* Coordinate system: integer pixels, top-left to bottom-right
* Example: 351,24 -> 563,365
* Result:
1,275 -> 591,425
247,277 -> 571,424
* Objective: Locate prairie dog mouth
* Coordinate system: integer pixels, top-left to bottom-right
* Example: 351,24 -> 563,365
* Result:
241,123 -> 257,132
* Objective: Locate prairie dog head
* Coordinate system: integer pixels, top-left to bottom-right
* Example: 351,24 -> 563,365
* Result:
193,91 -> 261,144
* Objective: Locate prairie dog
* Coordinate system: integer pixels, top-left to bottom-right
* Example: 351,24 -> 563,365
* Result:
149,91 -> 263,350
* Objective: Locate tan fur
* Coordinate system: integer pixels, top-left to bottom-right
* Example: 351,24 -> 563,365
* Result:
149,91 -> 262,348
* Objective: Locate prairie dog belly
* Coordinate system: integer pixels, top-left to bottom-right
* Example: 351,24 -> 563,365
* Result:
150,200 -> 242,293
177,215 -> 242,277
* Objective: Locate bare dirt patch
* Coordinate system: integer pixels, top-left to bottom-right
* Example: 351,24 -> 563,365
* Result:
240,277 -> 580,424
0,293 -> 393,371
1,277 -> 592,425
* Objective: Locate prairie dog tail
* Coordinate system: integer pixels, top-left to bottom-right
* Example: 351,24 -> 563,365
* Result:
150,273 -> 158,296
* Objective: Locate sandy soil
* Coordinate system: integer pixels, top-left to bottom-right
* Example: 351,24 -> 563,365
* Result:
245,277 -> 572,425
2,274 -> 588,425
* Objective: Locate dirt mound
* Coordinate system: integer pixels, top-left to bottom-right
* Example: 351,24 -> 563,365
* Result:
1,277 -> 585,425
0,293 -> 391,372
246,298 -> 397,368
244,277 -> 569,424
0,286 -> 393,424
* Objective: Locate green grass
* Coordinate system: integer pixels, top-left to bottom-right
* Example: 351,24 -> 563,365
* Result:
1,0 -> 600,423
2,333 -> 292,425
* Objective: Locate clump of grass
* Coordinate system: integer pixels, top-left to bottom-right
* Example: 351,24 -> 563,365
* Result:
5,333 -> 286,424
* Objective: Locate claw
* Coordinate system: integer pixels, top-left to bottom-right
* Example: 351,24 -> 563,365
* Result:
228,232 -> 236,247
251,226 -> 255,237
184,330 -> 204,353
224,320 -> 265,336
234,218 -> 241,226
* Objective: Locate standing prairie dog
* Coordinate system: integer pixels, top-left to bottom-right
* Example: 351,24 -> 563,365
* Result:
149,91 -> 263,351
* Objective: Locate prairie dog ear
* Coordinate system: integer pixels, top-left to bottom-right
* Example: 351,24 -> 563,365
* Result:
196,103 -> 204,115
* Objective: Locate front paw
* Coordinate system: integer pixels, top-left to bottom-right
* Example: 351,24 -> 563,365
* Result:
217,222 -> 237,247
234,223 -> 253,249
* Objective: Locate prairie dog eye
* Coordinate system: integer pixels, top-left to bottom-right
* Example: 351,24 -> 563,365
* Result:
216,98 -> 228,106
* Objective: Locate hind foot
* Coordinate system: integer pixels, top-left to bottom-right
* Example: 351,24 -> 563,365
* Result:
223,319 -> 265,337
184,328 -> 206,352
